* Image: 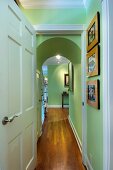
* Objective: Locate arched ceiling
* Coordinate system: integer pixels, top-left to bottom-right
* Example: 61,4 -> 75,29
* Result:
36,37 -> 81,70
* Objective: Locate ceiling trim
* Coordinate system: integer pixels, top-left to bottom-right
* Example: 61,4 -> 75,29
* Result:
19,0 -> 85,9
33,24 -> 85,35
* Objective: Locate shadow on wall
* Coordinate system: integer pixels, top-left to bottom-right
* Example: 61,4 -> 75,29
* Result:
36,37 -> 81,70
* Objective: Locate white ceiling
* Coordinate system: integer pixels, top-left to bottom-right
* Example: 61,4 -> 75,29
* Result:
19,0 -> 86,9
43,56 -> 70,66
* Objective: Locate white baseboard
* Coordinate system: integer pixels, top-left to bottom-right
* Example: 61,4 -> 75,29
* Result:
68,115 -> 82,153
48,105 -> 69,108
48,105 -> 61,108
86,156 -> 94,170
63,105 -> 69,108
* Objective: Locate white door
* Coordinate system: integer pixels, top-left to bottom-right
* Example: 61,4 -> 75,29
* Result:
0,1 -> 37,170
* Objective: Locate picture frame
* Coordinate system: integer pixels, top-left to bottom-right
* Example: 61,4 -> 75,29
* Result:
68,62 -> 74,92
64,74 -> 69,87
86,45 -> 99,77
87,80 -> 100,109
86,12 -> 100,52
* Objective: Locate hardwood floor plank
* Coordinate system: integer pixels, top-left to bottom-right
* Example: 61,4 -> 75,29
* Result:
36,108 -> 85,170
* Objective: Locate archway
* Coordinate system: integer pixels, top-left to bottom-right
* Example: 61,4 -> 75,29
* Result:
36,36 -> 83,159
36,37 -> 81,71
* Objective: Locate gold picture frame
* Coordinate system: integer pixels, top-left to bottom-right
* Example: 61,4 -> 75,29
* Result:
87,80 -> 99,109
86,12 -> 100,52
86,45 -> 99,77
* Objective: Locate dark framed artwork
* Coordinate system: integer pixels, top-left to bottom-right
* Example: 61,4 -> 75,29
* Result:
64,74 -> 69,87
68,62 -> 74,92
87,45 -> 99,77
86,12 -> 100,52
87,80 -> 100,109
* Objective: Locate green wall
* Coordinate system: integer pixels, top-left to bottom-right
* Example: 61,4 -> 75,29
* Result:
69,63 -> 82,141
48,64 -> 69,106
86,0 -> 103,170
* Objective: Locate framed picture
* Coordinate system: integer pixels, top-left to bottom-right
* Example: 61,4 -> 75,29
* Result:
87,80 -> 100,109
87,45 -> 99,77
68,62 -> 74,92
64,74 -> 69,87
86,12 -> 100,52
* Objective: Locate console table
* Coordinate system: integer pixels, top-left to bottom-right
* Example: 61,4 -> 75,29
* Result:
62,92 -> 69,108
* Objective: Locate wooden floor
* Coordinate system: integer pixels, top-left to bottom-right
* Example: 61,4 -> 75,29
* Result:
36,108 -> 86,170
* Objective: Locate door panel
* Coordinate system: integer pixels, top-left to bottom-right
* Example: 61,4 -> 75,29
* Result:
8,37 -> 21,115
25,26 -> 33,52
8,5 -> 22,46
0,1 -> 37,170
24,123 -> 34,170
23,49 -> 33,110
8,135 -> 22,170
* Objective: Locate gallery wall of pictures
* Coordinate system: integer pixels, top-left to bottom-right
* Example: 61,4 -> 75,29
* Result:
86,12 -> 100,109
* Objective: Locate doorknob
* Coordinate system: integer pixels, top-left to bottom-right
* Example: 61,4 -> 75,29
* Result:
2,115 -> 18,125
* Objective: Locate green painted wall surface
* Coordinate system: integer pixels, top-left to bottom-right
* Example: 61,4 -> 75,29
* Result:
48,64 -> 69,106
69,63 -> 82,141
21,8 -> 86,25
86,0 -> 103,170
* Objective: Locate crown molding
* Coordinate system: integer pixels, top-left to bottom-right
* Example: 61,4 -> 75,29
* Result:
33,24 -> 85,35
19,0 -> 85,9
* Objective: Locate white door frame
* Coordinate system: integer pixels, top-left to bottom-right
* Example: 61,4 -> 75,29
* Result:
81,30 -> 87,166
34,24 -> 87,166
102,0 -> 113,169
102,0 -> 110,169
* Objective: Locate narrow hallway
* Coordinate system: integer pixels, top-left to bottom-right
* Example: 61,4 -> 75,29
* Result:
36,108 -> 85,170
